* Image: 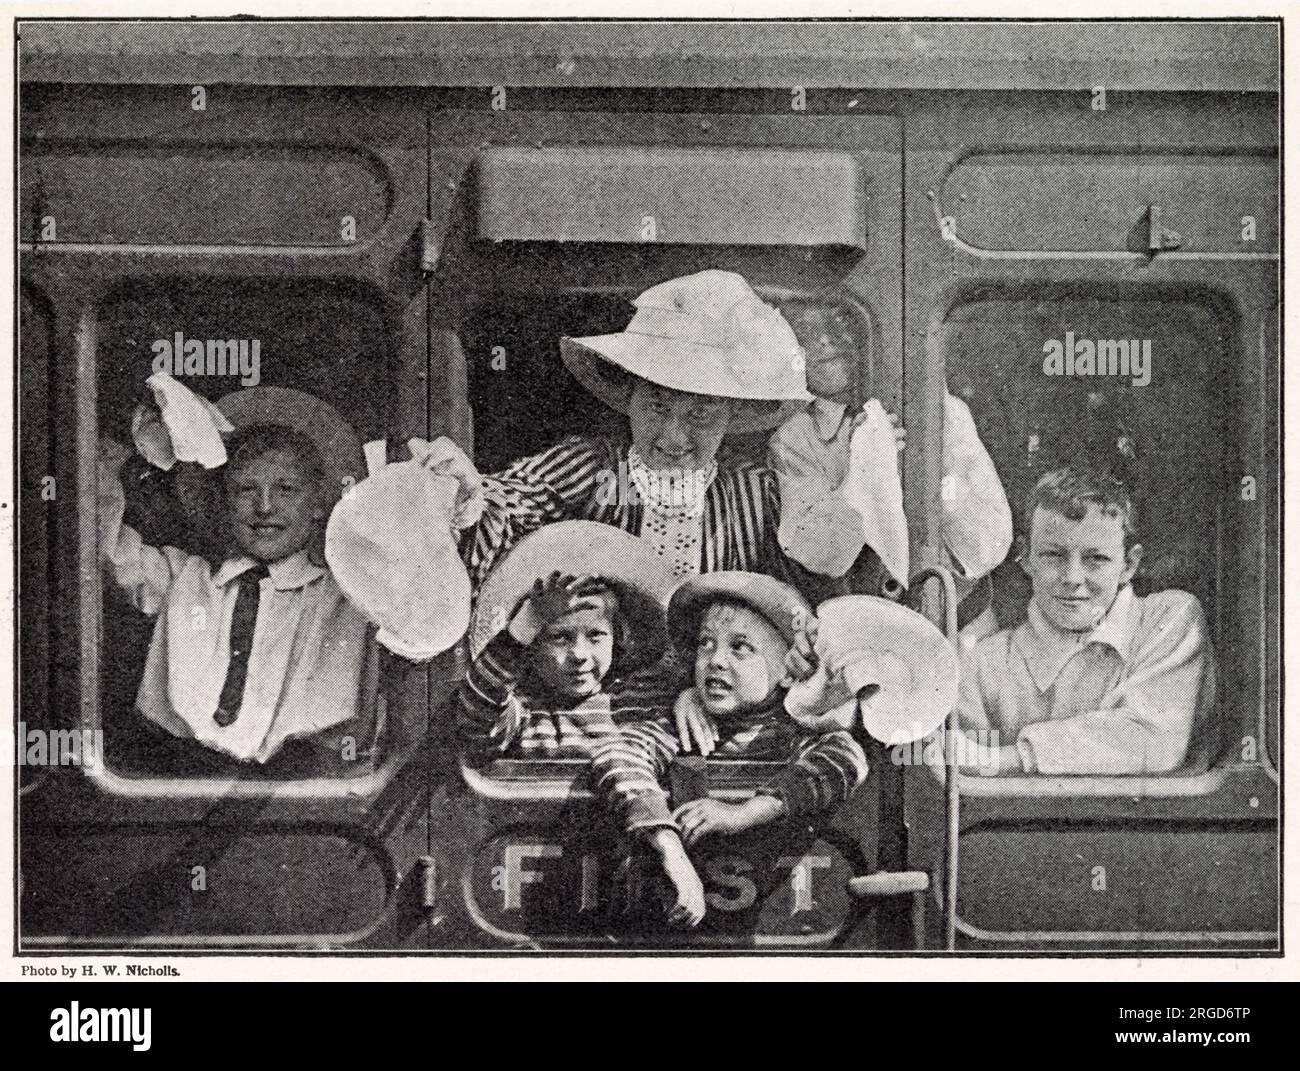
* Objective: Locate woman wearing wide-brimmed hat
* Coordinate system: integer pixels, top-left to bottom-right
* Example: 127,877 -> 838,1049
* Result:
417,270 -> 826,597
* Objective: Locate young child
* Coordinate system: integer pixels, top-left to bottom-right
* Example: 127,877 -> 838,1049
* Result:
954,467 -> 1216,776
99,401 -> 375,772
590,572 -> 869,927
456,523 -> 675,761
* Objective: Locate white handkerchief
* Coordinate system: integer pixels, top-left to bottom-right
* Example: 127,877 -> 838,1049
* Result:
133,372 -> 233,470
841,399 -> 909,586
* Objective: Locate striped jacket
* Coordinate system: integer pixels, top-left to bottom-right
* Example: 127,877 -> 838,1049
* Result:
590,694 -> 869,834
463,435 -> 829,597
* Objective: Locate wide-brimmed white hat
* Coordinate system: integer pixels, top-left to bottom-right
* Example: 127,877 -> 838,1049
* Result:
217,386 -> 366,505
470,521 -> 677,669
785,596 -> 959,746
559,270 -> 814,435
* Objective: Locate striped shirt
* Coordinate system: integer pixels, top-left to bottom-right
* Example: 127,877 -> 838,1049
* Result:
463,436 -> 822,596
590,694 -> 869,833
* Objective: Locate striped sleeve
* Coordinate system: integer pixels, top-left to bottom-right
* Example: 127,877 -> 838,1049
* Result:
455,629 -> 529,759
589,717 -> 680,834
765,729 -> 869,817
463,436 -> 611,588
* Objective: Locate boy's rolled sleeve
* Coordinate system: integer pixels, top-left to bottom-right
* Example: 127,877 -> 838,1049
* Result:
98,453 -> 188,616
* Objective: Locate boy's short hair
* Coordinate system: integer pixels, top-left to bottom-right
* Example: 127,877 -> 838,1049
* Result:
225,423 -> 326,491
1025,467 -> 1139,550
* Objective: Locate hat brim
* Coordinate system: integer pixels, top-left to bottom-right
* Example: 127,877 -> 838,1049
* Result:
217,387 -> 366,505
802,596 -> 959,746
559,337 -> 809,436
326,461 -> 472,662
667,571 -> 813,653
471,520 -> 678,665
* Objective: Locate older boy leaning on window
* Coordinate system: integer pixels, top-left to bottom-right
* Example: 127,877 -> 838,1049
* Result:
953,468 -> 1216,777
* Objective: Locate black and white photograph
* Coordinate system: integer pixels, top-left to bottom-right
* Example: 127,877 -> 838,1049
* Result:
3,10 -> 1288,994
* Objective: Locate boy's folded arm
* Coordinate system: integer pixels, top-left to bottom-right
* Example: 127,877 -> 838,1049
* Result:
1015,597 -> 1216,776
97,449 -> 188,616
770,729 -> 869,817
589,719 -> 679,833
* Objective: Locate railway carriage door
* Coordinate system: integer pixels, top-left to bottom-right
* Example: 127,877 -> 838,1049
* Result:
18,84 -> 439,950
901,92 -> 1279,950
421,105 -> 905,947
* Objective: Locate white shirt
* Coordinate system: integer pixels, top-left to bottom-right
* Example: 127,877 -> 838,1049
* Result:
100,474 -> 370,764
956,586 -> 1217,775
768,394 -> 1013,581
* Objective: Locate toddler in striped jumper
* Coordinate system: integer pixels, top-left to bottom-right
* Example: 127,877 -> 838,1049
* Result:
590,572 -> 869,927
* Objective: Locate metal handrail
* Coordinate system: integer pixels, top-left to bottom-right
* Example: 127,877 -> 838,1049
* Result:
907,565 -> 960,951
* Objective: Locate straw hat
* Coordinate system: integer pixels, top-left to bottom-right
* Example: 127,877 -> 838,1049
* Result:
217,387 -> 366,505
559,270 -> 813,435
785,596 -> 959,746
470,521 -> 677,668
667,571 -> 814,655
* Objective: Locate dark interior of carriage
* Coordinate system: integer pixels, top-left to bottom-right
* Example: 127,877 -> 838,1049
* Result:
95,277 -> 392,780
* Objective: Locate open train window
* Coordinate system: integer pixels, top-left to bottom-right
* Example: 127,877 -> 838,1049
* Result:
935,285 -> 1245,796
456,277 -> 875,796
87,277 -> 409,790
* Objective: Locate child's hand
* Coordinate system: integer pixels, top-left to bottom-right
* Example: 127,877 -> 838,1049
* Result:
530,571 -> 603,625
783,614 -> 820,684
508,571 -> 601,644
648,830 -> 706,927
673,797 -> 781,846
850,404 -> 906,453
674,688 -> 719,756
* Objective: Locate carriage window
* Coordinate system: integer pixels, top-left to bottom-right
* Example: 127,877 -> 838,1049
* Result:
92,278 -> 399,784
942,289 -> 1241,786
457,283 -> 873,791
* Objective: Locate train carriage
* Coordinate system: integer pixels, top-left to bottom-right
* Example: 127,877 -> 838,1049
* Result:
15,21 -> 1280,951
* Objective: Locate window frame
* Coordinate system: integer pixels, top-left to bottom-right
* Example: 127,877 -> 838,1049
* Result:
450,278 -> 880,802
929,280 -> 1261,801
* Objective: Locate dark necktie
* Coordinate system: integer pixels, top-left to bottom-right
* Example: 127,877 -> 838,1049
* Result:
214,564 -> 270,727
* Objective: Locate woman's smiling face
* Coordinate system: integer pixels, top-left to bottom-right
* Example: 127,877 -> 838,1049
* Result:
626,380 -> 732,472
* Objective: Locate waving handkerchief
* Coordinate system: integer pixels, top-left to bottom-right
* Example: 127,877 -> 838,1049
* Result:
132,372 -> 234,470
785,595 -> 959,745
841,399 -> 909,587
